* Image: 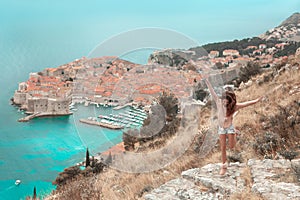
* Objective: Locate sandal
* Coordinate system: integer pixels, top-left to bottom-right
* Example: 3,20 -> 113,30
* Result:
219,163 -> 227,175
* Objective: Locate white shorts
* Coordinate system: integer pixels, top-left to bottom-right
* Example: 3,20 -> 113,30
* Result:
218,125 -> 235,135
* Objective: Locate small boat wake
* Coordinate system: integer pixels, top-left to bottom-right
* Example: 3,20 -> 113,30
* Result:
0,182 -> 18,193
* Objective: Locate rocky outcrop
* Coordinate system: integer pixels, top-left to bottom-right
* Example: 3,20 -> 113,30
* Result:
144,159 -> 300,200
144,178 -> 223,200
280,12 -> 300,27
148,49 -> 196,67
248,159 -> 300,200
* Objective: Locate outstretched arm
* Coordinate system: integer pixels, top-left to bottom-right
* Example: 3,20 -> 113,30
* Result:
235,96 -> 262,110
204,77 -> 219,102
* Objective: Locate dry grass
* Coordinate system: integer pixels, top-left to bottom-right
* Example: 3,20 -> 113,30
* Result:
234,67 -> 300,157
229,167 -> 264,200
97,169 -> 175,200
267,168 -> 298,184
95,146 -> 224,200
97,148 -> 216,200
229,189 -> 264,200
235,66 -> 299,116
46,176 -> 103,200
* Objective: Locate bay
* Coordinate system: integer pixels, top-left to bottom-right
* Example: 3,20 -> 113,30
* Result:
0,103 -> 126,199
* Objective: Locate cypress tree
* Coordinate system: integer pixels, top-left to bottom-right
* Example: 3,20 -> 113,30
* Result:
85,148 -> 90,167
33,186 -> 37,200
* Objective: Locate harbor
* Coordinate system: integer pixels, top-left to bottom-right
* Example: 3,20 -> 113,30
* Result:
80,107 -> 148,130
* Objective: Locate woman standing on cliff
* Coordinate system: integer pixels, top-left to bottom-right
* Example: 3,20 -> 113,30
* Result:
203,77 -> 262,175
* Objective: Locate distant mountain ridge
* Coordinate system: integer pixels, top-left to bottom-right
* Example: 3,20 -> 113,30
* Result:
261,12 -> 300,42
280,12 -> 300,26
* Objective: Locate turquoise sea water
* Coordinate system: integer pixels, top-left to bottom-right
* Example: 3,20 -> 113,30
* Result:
0,1 -> 299,199
0,103 -> 126,199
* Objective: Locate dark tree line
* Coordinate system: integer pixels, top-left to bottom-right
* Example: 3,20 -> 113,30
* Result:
274,42 -> 300,57
189,37 -> 283,57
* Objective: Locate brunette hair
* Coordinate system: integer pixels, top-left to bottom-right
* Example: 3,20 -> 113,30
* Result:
222,90 -> 236,117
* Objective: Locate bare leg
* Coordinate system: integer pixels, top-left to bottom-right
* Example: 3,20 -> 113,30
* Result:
219,134 -> 227,163
228,133 -> 236,150
227,133 -> 243,162
219,134 -> 227,175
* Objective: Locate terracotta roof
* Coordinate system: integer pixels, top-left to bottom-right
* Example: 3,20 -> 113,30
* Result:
101,142 -> 125,155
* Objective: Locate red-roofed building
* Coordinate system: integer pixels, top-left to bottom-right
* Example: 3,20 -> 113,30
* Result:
222,49 -> 240,57
259,44 -> 267,49
246,46 -> 258,50
208,51 -> 219,58
253,49 -> 262,56
275,43 -> 288,50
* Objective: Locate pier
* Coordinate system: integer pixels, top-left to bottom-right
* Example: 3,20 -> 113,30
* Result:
79,118 -> 124,130
18,112 -> 72,122
113,103 -> 132,110
18,112 -> 41,122
98,107 -> 147,129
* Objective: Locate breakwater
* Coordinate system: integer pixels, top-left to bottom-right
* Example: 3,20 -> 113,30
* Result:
79,118 -> 124,130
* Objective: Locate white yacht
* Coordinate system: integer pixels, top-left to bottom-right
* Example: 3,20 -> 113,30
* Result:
15,180 -> 21,185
